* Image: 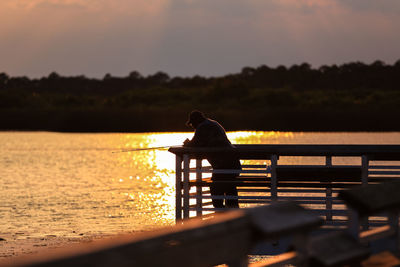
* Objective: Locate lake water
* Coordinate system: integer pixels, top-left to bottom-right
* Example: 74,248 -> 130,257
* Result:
1,131 -> 400,244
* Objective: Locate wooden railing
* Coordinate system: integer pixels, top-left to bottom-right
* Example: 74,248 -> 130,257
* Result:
168,144 -> 400,226
7,202 -> 323,267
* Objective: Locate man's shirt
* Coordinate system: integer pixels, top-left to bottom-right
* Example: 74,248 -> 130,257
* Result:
185,119 -> 240,170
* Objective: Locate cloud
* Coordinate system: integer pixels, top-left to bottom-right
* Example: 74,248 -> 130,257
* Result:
0,0 -> 171,76
0,0 -> 399,77
150,0 -> 400,75
337,0 -> 400,14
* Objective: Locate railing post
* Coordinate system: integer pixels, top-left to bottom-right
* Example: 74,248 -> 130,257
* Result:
361,155 -> 369,230
175,155 -> 183,222
361,155 -> 369,186
325,156 -> 333,222
388,210 -> 400,251
196,159 -> 203,217
347,208 -> 360,241
183,154 -> 190,219
271,155 -> 278,202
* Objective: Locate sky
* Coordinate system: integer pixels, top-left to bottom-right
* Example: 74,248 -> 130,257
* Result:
1,0 -> 400,78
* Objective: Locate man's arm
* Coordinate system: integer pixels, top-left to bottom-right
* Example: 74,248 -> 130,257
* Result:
183,125 -> 208,147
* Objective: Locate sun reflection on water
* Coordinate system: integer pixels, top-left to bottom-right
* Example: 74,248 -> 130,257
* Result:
114,131 -> 300,226
69,131 -> 305,230
113,132 -> 192,226
228,131 -> 295,144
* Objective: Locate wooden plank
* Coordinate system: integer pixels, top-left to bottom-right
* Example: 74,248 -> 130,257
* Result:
368,154 -> 400,161
195,159 -> 202,217
248,202 -> 323,238
169,145 -> 400,159
270,188 -> 326,193
369,165 -> 400,169
190,195 -> 270,200
362,155 -> 369,185
359,225 -> 395,242
277,182 -> 362,189
175,155 -> 182,221
185,181 -> 363,189
309,231 -> 370,267
326,156 -> 333,221
360,251 -> 400,267
369,171 -> 400,175
270,155 -> 278,201
190,195 -> 334,202
199,169 -> 268,174
183,154 -> 190,219
236,177 -> 271,182
249,251 -> 298,267
276,166 -> 362,181
339,181 -> 400,216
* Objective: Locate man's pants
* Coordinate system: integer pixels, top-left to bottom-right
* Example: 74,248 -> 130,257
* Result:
210,173 -> 239,208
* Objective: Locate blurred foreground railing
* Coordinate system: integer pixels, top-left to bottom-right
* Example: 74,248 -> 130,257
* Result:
8,180 -> 400,266
7,202 -> 323,267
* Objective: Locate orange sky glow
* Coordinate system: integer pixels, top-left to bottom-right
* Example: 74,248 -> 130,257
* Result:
1,0 -> 399,78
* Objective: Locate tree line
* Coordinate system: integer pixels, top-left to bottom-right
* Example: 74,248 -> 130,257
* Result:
1,60 -> 400,132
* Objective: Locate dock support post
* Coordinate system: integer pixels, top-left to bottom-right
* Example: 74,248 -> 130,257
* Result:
271,155 -> 278,202
361,155 -> 369,230
196,159 -> 203,217
347,208 -> 360,241
361,155 -> 369,186
183,154 -> 190,219
388,211 -> 400,251
326,156 -> 333,222
175,155 -> 182,222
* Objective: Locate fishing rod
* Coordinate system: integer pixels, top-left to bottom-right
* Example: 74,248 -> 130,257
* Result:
112,145 -> 181,153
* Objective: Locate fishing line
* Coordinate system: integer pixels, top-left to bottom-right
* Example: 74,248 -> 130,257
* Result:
112,145 -> 181,153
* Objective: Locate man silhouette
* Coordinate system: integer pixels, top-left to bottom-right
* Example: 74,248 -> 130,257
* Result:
183,110 -> 241,208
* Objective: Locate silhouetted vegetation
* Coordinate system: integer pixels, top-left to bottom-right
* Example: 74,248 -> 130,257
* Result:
1,60 -> 400,132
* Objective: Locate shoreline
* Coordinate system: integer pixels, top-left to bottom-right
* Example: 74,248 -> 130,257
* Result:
1,108 -> 400,133
0,235 -> 97,261
0,231 -> 142,263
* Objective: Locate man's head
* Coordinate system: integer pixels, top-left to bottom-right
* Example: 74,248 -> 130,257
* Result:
186,110 -> 206,128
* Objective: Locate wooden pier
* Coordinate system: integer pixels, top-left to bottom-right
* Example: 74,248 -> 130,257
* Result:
168,144 -> 400,226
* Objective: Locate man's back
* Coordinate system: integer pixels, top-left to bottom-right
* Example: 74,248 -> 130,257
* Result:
185,118 -> 233,148
185,118 -> 240,169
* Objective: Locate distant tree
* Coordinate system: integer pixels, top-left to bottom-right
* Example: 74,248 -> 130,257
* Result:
290,63 -> 311,72
103,73 -> 113,80
370,60 -> 385,68
146,71 -> 170,85
48,72 -> 61,80
8,76 -> 31,90
0,72 -> 9,89
241,67 -> 256,77
187,75 -> 207,87
128,71 -> 143,80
